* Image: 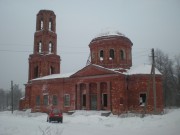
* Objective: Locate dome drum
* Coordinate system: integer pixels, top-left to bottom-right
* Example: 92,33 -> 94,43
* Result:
89,35 -> 133,69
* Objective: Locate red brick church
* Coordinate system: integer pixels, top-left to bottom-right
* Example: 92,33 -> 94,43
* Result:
19,10 -> 163,114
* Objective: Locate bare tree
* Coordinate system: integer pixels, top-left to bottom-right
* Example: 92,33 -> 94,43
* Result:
174,54 -> 180,106
0,84 -> 23,111
10,84 -> 22,110
155,49 -> 179,107
0,89 -> 6,111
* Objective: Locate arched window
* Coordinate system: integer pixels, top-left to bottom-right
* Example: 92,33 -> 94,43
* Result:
99,50 -> 104,61
49,42 -> 53,53
109,49 -> 114,60
120,50 -> 126,60
34,66 -> 39,78
49,18 -> 52,31
50,66 -> 54,74
40,19 -> 43,30
38,41 -> 42,53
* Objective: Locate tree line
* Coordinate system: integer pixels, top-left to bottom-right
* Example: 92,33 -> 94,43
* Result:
155,49 -> 180,107
0,84 -> 23,111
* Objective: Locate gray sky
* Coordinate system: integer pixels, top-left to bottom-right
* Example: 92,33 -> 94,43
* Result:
0,0 -> 180,90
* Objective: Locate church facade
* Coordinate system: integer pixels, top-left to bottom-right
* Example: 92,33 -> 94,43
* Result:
19,10 -> 164,114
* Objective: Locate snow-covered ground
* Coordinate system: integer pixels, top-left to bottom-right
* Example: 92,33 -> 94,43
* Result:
0,109 -> 180,135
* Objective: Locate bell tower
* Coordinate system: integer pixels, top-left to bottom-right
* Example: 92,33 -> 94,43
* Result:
28,10 -> 61,81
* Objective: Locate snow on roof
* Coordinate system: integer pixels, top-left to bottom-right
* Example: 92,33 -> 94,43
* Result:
127,64 -> 161,75
31,72 -> 74,81
20,97 -> 25,100
92,64 -> 121,74
95,31 -> 125,38
94,28 -> 125,39
31,65 -> 161,81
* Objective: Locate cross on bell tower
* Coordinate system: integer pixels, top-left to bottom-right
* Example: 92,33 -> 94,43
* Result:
28,10 -> 61,81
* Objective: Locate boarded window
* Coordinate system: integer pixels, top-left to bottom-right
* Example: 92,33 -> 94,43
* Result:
139,93 -> 146,106
43,95 -> 48,106
36,95 -> 40,106
52,95 -> 58,105
64,94 -> 70,107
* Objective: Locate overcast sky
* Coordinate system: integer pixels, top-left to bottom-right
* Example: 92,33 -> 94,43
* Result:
0,0 -> 180,90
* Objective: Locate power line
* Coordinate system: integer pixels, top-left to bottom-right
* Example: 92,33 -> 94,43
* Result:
0,50 -> 32,52
0,49 -> 89,54
0,43 -> 32,46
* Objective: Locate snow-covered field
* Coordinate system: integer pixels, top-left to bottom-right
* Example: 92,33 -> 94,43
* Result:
0,109 -> 180,135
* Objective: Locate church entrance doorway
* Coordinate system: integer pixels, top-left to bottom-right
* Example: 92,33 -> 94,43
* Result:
90,95 -> 97,110
102,93 -> 108,108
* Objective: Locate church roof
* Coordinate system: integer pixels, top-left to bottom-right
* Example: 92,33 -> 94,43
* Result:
90,31 -> 133,45
31,72 -> 74,81
31,64 -> 161,81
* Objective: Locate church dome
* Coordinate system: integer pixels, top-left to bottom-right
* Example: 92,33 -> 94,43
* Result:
89,31 -> 133,69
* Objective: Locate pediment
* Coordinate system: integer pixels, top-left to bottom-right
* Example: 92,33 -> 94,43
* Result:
70,64 -> 118,78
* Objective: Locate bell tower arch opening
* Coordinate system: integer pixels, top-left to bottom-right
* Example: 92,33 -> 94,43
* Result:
40,18 -> 43,30
48,42 -> 53,53
49,18 -> 53,31
50,66 -> 55,75
38,41 -> 42,53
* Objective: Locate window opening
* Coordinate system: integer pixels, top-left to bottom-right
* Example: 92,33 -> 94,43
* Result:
43,95 -> 48,106
36,95 -> 40,106
99,50 -> 104,61
139,93 -> 146,106
49,18 -> 52,31
64,94 -> 70,106
49,42 -> 53,53
109,49 -> 114,60
50,66 -> 54,74
38,42 -> 42,53
120,50 -> 125,60
40,19 -> 43,30
52,95 -> 57,105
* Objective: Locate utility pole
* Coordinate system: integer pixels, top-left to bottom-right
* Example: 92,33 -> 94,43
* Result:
151,48 -> 157,113
11,80 -> 13,114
